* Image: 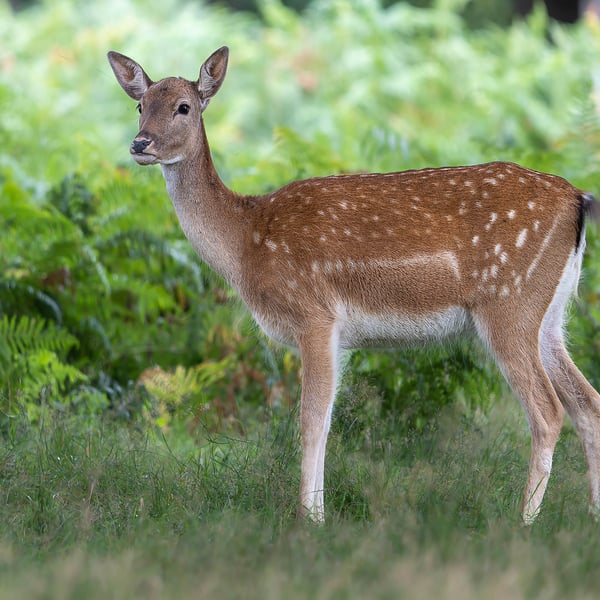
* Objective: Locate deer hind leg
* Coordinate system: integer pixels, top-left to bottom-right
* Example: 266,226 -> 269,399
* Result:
474,313 -> 564,524
538,251 -> 600,515
297,322 -> 340,522
542,341 -> 600,515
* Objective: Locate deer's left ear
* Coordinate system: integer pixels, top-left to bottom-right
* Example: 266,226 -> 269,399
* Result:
197,46 -> 229,110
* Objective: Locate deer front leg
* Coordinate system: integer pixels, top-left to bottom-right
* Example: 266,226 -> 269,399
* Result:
297,323 -> 341,522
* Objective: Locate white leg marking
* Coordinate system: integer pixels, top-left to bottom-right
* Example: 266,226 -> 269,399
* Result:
300,322 -> 341,522
527,217 -> 559,281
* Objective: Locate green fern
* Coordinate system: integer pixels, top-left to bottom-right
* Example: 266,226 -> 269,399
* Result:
0,315 -> 77,358
98,229 -> 204,293
0,315 -> 86,412
0,280 -> 62,324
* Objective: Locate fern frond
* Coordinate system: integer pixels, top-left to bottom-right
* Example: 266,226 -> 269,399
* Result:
0,315 -> 85,407
0,279 -> 63,323
98,230 -> 204,291
0,314 -> 78,358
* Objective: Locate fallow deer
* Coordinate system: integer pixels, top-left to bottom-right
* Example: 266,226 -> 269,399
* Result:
108,46 -> 600,524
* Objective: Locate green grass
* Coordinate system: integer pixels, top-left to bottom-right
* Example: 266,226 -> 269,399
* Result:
0,397 -> 598,599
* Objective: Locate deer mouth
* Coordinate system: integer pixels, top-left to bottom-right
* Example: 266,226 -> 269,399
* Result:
131,151 -> 159,165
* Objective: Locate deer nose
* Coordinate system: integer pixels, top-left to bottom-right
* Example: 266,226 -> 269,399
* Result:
131,138 -> 151,154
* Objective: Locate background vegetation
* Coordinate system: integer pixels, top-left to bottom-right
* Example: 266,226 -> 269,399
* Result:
2,0 -> 600,598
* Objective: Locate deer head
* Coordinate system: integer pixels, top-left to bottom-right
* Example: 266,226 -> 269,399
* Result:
107,47 -> 228,166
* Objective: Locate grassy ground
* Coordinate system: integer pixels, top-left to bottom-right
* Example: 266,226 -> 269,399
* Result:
1,394 -> 599,600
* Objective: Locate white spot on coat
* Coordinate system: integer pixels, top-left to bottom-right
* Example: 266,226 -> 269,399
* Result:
485,214 -> 496,232
516,229 -> 528,248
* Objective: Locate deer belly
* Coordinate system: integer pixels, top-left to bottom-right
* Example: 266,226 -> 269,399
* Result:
338,305 -> 470,349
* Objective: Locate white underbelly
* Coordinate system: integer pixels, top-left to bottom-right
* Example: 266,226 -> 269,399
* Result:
251,303 -> 471,351
338,305 -> 470,349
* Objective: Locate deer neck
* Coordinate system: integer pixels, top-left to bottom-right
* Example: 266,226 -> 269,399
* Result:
160,122 -> 245,288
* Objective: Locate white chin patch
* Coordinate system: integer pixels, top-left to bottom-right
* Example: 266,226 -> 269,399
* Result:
159,155 -> 184,165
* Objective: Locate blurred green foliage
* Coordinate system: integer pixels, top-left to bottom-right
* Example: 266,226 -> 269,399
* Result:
1,0 -> 599,434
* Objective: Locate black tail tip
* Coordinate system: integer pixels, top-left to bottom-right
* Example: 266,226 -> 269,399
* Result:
579,192 -> 600,221
575,192 -> 598,250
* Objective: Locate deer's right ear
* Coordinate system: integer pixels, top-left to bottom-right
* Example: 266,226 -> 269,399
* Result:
107,51 -> 153,101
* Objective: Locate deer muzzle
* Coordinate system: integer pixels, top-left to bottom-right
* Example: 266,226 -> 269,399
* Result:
131,138 -> 151,154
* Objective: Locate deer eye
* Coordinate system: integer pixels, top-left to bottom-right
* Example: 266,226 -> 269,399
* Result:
136,103 -> 142,114
177,103 -> 190,115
